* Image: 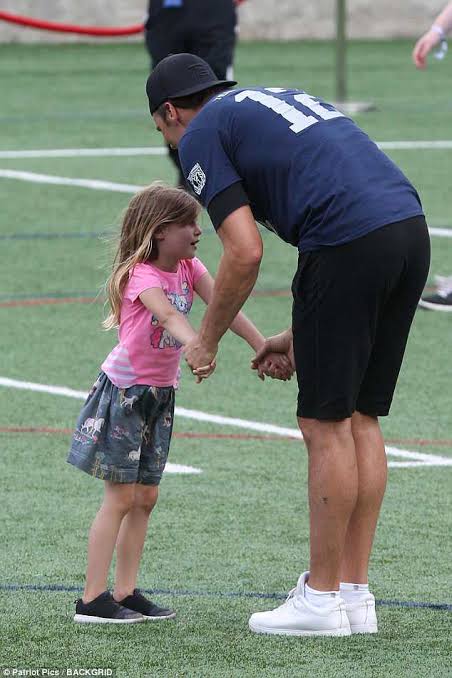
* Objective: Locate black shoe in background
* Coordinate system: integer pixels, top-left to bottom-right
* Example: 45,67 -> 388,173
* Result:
418,275 -> 452,312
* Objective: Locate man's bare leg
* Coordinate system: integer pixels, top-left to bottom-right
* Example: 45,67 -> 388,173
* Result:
299,417 -> 358,591
248,416 -> 357,635
340,411 -> 387,583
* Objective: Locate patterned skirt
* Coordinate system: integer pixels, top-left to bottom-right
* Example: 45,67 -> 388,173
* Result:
67,372 -> 175,485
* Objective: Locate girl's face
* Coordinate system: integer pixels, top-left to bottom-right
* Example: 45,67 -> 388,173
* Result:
156,221 -> 202,261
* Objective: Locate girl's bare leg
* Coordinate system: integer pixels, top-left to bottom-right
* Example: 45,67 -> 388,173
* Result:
113,484 -> 159,601
83,481 -> 136,603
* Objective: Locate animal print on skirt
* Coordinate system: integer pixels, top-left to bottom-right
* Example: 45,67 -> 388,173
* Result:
67,372 -> 175,485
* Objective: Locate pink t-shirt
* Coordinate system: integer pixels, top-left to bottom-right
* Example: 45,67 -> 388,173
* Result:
102,257 -> 207,388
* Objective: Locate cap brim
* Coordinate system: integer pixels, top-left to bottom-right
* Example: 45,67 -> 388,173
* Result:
168,79 -> 237,99
150,79 -> 237,114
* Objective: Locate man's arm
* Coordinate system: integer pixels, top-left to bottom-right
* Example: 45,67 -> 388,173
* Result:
184,205 -> 263,370
194,270 -> 265,351
194,271 -> 294,381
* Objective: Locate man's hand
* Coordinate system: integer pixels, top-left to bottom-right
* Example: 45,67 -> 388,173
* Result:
184,335 -> 217,383
251,328 -> 295,381
256,351 -> 294,381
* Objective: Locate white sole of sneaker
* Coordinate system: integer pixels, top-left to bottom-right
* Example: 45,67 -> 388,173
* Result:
418,300 -> 452,312
143,612 -> 177,621
73,614 -> 145,624
350,624 -> 378,634
249,620 -> 351,637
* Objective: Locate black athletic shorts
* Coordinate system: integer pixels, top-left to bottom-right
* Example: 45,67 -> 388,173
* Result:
292,216 -> 430,420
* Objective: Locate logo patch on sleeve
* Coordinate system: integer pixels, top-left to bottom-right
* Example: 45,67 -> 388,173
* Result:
187,163 -> 206,195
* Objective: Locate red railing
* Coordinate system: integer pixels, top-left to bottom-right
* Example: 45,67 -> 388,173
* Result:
0,10 -> 144,37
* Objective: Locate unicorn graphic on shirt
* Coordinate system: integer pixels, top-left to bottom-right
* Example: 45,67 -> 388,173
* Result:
149,316 -> 180,349
167,282 -> 191,316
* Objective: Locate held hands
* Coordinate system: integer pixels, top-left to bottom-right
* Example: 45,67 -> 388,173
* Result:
184,335 -> 217,384
192,358 -> 217,383
251,329 -> 295,382
184,329 -> 296,384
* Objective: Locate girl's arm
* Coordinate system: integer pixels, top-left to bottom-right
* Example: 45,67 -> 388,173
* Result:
195,271 -> 265,350
194,272 -> 293,379
139,287 -> 197,346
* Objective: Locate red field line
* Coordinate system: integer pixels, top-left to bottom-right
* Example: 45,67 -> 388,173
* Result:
0,297 -> 97,308
0,427 -> 288,441
0,288 -> 292,309
0,427 -> 451,448
2,283 -> 438,308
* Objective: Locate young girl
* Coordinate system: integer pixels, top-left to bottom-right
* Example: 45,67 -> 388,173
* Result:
68,182 -> 291,624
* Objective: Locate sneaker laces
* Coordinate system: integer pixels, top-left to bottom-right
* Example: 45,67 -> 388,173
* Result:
278,572 -> 310,609
282,577 -> 305,607
434,275 -> 452,297
285,587 -> 297,602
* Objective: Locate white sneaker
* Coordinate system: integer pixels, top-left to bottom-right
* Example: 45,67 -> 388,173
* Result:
248,572 -> 351,637
345,594 -> 378,634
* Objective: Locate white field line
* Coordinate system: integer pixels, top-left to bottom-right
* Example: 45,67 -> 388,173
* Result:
0,376 -> 200,476
0,168 -> 451,239
0,170 -> 141,194
429,227 -> 452,238
1,141 -> 452,159
0,169 -> 451,239
0,376 -> 450,469
378,141 -> 452,150
0,148 -> 167,159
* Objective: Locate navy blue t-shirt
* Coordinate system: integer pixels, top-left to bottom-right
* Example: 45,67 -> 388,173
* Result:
178,87 -> 423,251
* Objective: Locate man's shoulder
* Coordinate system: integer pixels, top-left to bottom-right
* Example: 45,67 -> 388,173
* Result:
181,87 -> 266,142
186,91 -> 237,130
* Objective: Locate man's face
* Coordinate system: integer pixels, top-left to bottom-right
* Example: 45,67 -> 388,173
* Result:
153,105 -> 184,149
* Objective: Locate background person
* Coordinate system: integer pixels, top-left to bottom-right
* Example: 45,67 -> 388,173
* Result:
413,1 -> 452,312
145,0 -> 243,187
146,54 -> 431,637
412,1 -> 452,69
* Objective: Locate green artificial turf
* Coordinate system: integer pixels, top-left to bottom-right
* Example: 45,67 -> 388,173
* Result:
0,39 -> 451,677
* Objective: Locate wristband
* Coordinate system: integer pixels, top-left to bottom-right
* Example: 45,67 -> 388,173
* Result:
431,24 -> 446,39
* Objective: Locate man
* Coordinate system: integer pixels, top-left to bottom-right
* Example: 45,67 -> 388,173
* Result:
146,54 -> 430,637
145,0 -> 242,187
412,0 -> 452,312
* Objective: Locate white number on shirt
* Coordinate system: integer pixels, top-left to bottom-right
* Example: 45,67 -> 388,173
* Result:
234,89 -> 343,134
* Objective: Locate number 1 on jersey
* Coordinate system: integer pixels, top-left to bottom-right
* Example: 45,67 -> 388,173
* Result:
234,89 -> 343,134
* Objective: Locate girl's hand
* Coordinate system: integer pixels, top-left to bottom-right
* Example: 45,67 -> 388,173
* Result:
184,335 -> 217,383
192,359 -> 216,383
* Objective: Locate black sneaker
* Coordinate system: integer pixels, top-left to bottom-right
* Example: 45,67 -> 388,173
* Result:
74,591 -> 145,624
116,589 -> 176,620
418,276 -> 452,312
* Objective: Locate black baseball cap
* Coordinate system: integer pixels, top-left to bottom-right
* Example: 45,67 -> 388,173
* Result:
146,53 -> 237,115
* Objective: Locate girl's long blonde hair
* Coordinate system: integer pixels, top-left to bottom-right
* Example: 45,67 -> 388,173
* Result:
103,181 -> 200,330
